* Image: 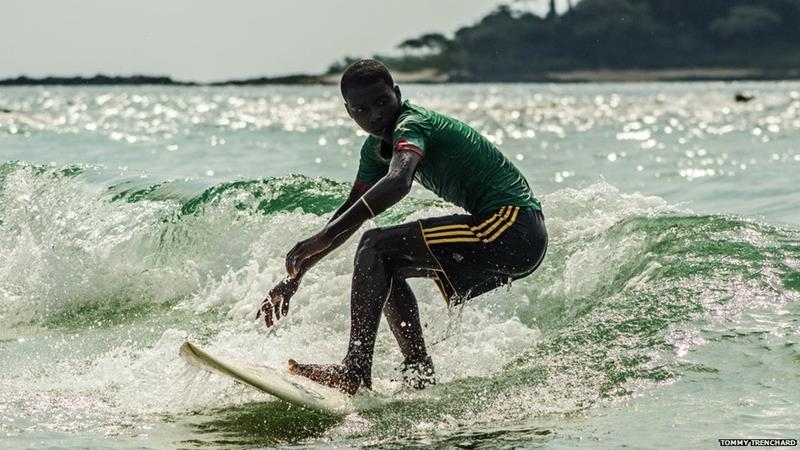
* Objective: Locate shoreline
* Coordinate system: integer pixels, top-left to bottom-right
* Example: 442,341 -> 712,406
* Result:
1,68 -> 799,86
542,68 -> 800,83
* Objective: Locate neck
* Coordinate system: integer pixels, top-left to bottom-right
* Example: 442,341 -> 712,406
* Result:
380,110 -> 402,143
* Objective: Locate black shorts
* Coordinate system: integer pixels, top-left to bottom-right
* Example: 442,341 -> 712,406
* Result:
418,205 -> 547,305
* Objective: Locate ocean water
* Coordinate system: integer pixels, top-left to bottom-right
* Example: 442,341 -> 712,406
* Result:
0,82 -> 798,449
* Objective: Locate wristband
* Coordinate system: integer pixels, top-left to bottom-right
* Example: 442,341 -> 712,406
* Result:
360,197 -> 376,218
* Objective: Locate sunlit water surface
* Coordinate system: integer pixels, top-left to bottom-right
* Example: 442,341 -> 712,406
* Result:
1,83 -> 798,449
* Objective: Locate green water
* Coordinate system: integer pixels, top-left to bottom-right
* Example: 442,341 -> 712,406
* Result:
1,83 -> 799,449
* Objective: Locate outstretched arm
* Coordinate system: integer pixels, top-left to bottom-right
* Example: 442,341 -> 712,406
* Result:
286,150 -> 422,276
329,182 -> 365,224
255,183 -> 362,327
257,150 -> 422,327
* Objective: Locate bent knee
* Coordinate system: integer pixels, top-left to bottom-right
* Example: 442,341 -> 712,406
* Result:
358,228 -> 385,250
355,229 -> 387,261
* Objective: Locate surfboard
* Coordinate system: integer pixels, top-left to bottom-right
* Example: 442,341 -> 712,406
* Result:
179,341 -> 354,415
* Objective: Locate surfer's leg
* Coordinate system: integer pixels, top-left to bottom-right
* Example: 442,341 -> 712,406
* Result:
290,222 -> 439,393
382,277 -> 427,362
342,223 -> 438,384
382,279 -> 436,388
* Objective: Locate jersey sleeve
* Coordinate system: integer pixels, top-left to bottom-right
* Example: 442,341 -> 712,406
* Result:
355,137 -> 389,189
392,113 -> 430,159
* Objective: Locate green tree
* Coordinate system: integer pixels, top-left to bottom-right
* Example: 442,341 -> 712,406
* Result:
336,0 -> 800,79
399,33 -> 451,55
452,5 -> 553,78
326,56 -> 362,75
709,5 -> 782,41
564,0 -> 666,67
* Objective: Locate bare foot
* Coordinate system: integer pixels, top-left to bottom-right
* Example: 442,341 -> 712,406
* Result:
399,355 -> 436,390
288,359 -> 365,395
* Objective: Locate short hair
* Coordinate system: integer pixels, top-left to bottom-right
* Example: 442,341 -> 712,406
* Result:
340,59 -> 394,97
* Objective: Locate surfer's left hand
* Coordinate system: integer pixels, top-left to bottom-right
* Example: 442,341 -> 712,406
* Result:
257,276 -> 300,328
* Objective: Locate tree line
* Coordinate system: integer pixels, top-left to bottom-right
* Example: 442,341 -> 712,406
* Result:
328,0 -> 800,80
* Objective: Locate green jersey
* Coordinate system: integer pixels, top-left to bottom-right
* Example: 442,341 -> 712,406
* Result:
355,100 -> 540,215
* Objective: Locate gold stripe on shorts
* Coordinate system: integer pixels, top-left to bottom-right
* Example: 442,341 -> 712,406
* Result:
484,206 -> 520,243
422,223 -> 470,233
421,206 -> 520,245
471,206 -> 508,232
424,229 -> 477,239
474,206 -> 514,239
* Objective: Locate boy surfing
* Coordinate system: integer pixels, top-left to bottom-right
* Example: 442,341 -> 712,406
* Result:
257,59 -> 547,394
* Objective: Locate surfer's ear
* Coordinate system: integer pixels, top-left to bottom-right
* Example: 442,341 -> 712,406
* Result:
394,85 -> 401,102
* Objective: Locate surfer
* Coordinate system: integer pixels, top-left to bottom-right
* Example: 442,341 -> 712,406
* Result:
257,59 -> 547,395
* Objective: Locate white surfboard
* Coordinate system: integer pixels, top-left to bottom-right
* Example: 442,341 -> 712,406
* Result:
179,341 -> 354,415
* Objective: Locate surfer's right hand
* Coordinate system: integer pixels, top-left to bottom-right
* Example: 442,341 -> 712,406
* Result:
286,232 -> 332,278
257,276 -> 300,328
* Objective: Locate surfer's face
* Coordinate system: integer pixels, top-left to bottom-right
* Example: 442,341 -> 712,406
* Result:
344,81 -> 402,141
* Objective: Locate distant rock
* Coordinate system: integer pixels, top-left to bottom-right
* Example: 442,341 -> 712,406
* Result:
210,74 -> 325,86
0,75 -> 195,86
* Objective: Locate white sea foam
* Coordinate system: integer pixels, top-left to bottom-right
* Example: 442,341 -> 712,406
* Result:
0,167 -> 676,433
2,82 -> 799,448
